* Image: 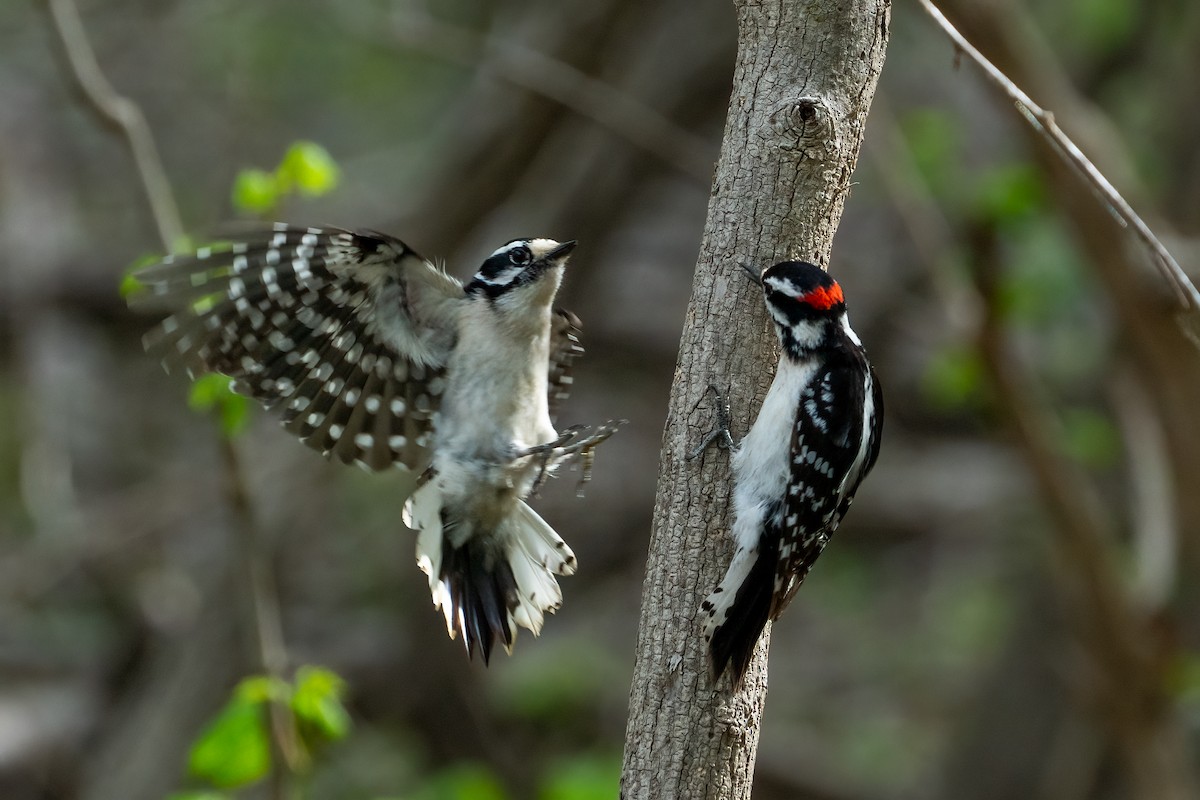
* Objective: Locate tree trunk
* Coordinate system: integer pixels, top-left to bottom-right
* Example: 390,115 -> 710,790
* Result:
619,2 -> 890,798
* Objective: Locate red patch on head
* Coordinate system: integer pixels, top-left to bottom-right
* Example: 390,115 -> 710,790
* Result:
799,283 -> 844,310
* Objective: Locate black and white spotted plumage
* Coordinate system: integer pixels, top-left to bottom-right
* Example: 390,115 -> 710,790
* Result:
701,260 -> 883,687
135,224 -> 618,661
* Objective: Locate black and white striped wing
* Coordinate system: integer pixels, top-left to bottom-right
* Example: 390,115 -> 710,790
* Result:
136,224 -> 465,471
770,357 -> 881,619
547,309 -> 585,419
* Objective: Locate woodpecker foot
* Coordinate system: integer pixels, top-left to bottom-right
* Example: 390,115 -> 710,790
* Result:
520,421 -> 625,495
688,384 -> 735,460
564,420 -> 625,496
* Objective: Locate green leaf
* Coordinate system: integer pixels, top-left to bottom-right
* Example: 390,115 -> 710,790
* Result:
277,141 -> 340,197
1058,407 -> 1120,468
291,665 -> 352,742
187,695 -> 272,789
236,674 -> 291,705
187,374 -> 251,438
232,168 -> 280,214
922,345 -> 986,410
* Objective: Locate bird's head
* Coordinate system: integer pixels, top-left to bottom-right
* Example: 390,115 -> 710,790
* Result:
761,260 -> 847,355
465,238 -> 576,313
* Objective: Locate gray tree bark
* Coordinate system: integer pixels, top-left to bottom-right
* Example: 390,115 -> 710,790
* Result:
619,1 -> 889,798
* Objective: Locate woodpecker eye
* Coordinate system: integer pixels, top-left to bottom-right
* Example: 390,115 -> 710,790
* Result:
509,246 -> 532,266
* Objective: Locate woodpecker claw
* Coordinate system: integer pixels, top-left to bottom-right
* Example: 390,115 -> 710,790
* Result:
689,384 -> 735,460
517,421 -> 625,495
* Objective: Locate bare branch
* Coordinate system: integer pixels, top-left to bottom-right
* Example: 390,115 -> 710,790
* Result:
969,229 -> 1197,800
387,8 -> 714,183
1110,372 -> 1177,612
43,0 -> 185,251
917,0 -> 1200,318
44,3 -> 298,795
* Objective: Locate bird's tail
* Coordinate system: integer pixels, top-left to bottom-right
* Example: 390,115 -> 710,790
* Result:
404,481 -> 577,663
701,534 -> 779,687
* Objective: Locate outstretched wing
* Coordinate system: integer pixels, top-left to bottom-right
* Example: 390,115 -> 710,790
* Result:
135,224 -> 465,471
546,309 -> 585,420
770,354 -> 881,618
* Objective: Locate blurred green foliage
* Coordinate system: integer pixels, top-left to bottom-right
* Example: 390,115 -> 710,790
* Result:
188,374 -> 252,439
278,141 -> 341,197
922,345 -> 987,410
1045,0 -> 1138,61
1168,652 -> 1200,703
972,164 -> 1046,228
176,664 -> 621,800
538,753 -> 622,800
800,545 -> 1015,791
902,109 -> 1113,474
188,688 -> 273,789
402,764 -> 508,800
292,666 -> 353,743
232,140 -> 341,214
185,667 -> 352,792
490,639 -> 625,724
230,169 -> 279,215
900,108 -> 962,202
1058,407 -> 1120,468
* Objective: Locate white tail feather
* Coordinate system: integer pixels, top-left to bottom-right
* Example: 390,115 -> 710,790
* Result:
701,545 -> 757,642
405,482 -> 456,637
404,481 -> 577,647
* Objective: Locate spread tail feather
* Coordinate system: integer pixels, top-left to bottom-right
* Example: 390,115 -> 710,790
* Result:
701,535 -> 779,687
405,482 -> 576,663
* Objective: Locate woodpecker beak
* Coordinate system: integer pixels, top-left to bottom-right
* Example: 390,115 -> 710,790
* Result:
739,262 -> 764,287
547,240 -> 577,261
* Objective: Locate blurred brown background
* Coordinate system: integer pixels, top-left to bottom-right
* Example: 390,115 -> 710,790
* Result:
2,0 -> 1199,798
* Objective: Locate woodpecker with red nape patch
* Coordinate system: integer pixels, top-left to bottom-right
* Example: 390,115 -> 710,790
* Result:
134,224 -> 621,663
699,260 -> 883,687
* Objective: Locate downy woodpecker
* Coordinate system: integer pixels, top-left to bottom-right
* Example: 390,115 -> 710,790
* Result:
700,260 -> 883,687
136,224 -> 619,662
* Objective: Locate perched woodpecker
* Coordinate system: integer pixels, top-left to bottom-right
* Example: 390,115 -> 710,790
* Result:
700,260 -> 883,687
135,224 -> 619,662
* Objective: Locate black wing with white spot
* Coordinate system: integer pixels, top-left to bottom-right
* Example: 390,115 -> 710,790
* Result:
770,353 -> 881,619
136,224 -> 465,471
547,309 -> 584,420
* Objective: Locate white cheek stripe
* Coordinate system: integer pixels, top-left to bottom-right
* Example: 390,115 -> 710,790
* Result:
478,264 -> 526,286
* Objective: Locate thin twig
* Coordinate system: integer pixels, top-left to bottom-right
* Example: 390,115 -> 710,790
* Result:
44,1 -> 297,794
1110,371 -> 1177,612
917,0 -> 1200,314
387,8 -> 714,183
219,440 -> 305,788
970,228 -> 1196,800
864,99 -> 979,334
44,0 -> 185,251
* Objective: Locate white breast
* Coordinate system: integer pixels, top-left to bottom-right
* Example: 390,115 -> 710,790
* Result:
729,357 -> 817,549
436,301 -> 555,461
